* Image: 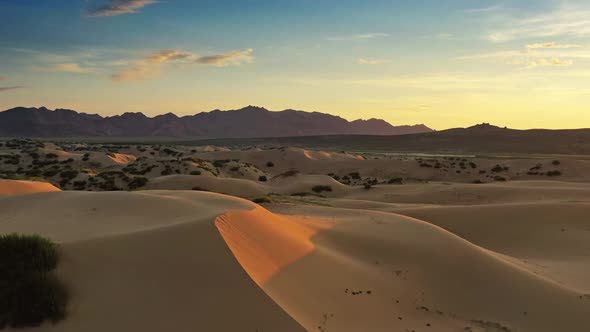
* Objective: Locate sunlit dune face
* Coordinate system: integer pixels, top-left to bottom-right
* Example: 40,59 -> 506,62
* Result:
303,150 -> 315,160
0,180 -> 60,195
108,153 -> 137,164
215,207 -> 334,285
318,151 -> 333,159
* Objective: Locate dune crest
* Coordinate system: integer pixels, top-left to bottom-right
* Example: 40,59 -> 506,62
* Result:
215,207 -> 334,284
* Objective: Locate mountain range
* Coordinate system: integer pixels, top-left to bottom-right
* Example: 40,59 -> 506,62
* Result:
0,106 -> 432,138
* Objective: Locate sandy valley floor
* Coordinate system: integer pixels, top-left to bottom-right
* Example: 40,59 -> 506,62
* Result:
1,140 -> 590,331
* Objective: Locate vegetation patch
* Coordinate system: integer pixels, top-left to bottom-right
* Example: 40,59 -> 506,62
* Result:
0,234 -> 67,328
252,197 -> 272,204
312,185 -> 332,193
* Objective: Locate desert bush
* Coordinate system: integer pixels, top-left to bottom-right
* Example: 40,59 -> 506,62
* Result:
128,177 -> 148,190
0,234 -> 67,328
213,160 -> 230,168
349,172 -> 361,180
266,161 -> 275,167
546,170 -> 562,177
45,153 -> 58,159
388,178 -> 403,184
491,165 -> 505,173
552,160 -> 561,166
72,180 -> 87,190
252,197 -> 272,204
493,176 -> 507,182
191,186 -> 209,191
258,175 -> 268,182
42,168 -> 61,177
277,169 -> 299,178
312,185 -> 332,193
190,170 -> 202,176
291,192 -> 324,197
59,170 -> 78,181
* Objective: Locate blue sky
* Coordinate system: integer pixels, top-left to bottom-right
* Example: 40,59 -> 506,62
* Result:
1,0 -> 589,129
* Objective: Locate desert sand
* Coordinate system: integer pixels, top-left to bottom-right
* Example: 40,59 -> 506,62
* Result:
1,140 -> 590,331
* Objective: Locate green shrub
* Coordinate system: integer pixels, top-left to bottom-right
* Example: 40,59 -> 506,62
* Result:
0,234 -> 58,276
0,234 -> 67,328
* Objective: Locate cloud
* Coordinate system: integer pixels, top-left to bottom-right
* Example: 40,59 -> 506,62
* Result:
525,58 -> 573,69
486,5 -> 590,42
89,0 -> 156,17
0,86 -> 24,92
464,5 -> 504,14
327,33 -> 389,41
31,63 -> 97,73
112,48 -> 254,81
196,48 -> 254,67
527,42 -> 583,49
358,58 -> 387,65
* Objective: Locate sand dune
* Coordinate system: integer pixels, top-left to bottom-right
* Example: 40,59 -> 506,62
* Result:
0,191 -> 304,332
2,189 -> 589,331
0,179 -> 60,195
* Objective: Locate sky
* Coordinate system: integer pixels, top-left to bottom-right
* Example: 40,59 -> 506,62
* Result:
1,0 -> 590,130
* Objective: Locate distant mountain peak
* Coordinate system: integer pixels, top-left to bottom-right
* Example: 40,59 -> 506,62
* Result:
467,123 -> 505,130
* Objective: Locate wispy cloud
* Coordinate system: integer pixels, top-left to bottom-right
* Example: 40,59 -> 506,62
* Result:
358,58 -> 387,65
112,48 -> 254,81
464,4 -> 504,14
457,42 -> 587,69
327,33 -> 389,41
525,57 -> 573,69
196,49 -> 254,66
89,0 -> 156,17
31,63 -> 97,73
526,42 -> 583,49
0,86 -> 24,92
487,5 -> 590,42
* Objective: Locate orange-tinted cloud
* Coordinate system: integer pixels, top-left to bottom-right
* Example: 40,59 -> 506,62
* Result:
89,0 -> 156,17
112,48 -> 254,82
